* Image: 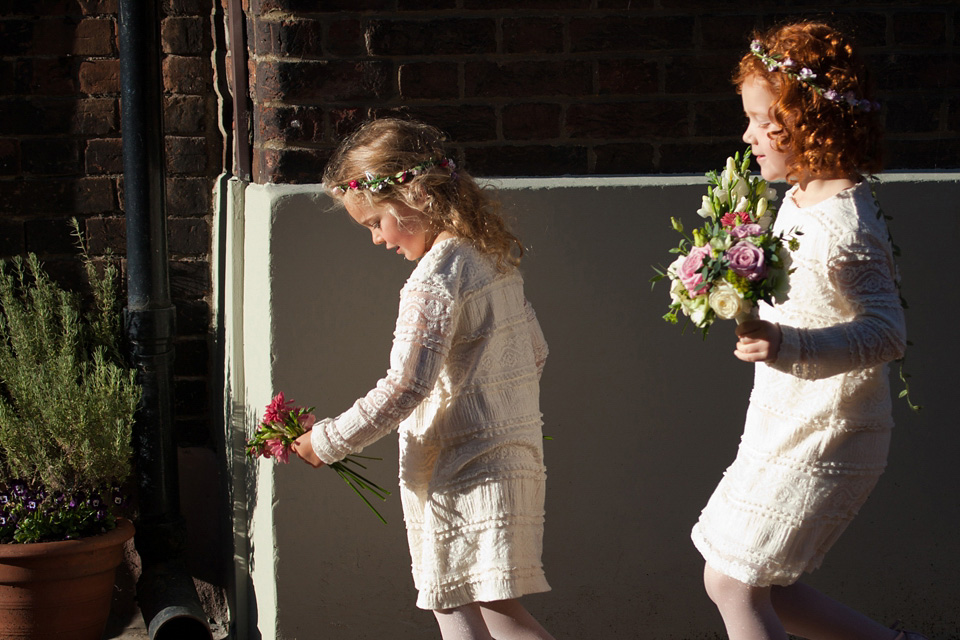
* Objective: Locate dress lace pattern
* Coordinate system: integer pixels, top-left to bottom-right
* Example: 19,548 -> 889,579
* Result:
692,181 -> 906,587
311,238 -> 550,609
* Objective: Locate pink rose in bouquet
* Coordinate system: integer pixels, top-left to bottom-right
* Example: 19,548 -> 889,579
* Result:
726,241 -> 767,281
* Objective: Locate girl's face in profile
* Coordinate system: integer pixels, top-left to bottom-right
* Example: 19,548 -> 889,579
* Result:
346,196 -> 433,261
741,76 -> 791,183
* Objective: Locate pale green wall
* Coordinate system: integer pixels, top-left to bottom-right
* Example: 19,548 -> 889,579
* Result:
232,175 -> 959,639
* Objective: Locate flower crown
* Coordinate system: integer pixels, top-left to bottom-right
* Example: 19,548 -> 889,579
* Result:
335,157 -> 457,193
749,40 -> 880,113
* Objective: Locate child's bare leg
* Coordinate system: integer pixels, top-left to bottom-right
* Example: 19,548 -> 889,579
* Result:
434,603 -> 494,640
479,599 -> 556,640
771,582 -> 899,640
703,563 -> 788,640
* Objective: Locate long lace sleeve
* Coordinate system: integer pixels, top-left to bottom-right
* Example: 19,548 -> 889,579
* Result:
311,281 -> 456,465
771,235 -> 906,380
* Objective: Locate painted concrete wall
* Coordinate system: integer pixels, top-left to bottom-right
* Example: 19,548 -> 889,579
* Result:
234,175 -> 960,639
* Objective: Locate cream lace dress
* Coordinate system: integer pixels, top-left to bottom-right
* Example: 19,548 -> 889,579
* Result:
310,238 -> 550,610
691,181 -> 907,587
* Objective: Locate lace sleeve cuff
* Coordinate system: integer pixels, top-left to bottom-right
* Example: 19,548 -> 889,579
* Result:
310,417 -> 351,465
768,323 -> 810,378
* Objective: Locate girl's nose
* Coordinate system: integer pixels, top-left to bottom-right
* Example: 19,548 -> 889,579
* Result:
742,126 -> 754,145
372,230 -> 383,245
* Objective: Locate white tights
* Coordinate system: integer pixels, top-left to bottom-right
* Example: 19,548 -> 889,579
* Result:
703,564 -> 900,640
433,599 -> 555,640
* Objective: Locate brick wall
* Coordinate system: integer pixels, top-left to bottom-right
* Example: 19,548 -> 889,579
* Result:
0,0 -> 220,447
246,1 -> 960,184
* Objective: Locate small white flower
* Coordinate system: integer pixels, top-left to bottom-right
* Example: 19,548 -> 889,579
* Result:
764,186 -> 779,202
697,195 -> 716,219
799,68 -> 816,80
756,197 -> 768,218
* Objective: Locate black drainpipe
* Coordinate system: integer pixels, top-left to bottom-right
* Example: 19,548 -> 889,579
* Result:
118,0 -> 213,638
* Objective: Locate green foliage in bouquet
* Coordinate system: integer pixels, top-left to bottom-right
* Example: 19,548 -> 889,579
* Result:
0,220 -> 140,543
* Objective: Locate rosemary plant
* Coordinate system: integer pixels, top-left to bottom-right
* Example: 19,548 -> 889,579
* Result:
0,221 -> 140,542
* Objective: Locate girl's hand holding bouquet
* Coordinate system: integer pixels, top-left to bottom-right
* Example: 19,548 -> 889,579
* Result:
246,392 -> 391,523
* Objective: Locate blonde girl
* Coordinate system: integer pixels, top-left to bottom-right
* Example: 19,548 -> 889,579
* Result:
691,22 -> 926,640
291,118 -> 555,640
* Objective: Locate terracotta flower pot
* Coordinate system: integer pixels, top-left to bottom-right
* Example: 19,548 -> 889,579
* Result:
0,518 -> 134,639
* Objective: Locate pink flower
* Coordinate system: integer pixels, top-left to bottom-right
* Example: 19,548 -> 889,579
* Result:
297,412 -> 316,431
721,211 -> 750,228
678,244 -> 712,297
729,223 -> 763,238
263,392 -> 294,424
265,439 -> 290,464
726,241 -> 767,281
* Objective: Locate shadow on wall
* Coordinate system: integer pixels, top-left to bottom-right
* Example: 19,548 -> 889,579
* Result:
238,175 -> 960,639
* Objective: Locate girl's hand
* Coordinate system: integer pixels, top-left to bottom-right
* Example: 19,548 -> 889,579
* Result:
292,431 -> 325,468
734,319 -> 782,363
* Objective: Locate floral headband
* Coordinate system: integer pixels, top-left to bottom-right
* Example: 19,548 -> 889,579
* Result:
335,157 -> 457,193
749,40 -> 880,113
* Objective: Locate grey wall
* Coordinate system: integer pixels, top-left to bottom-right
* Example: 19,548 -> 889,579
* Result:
249,175 -> 959,639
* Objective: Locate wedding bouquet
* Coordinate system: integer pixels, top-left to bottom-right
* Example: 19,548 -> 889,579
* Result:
652,148 -> 799,335
247,392 -> 391,523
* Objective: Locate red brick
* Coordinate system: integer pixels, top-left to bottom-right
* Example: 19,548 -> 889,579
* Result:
570,16 -> 695,53
256,59 -> 390,104
502,104 -> 562,141
598,58 -> 659,96
79,59 -> 121,94
503,17 -> 564,55
255,0 -> 391,11
175,299 -> 211,335
163,0 -> 209,15
162,16 -> 207,55
0,20 -> 33,56
388,105 -> 496,142
74,177 -> 116,212
700,14 -> 762,52
463,0 -> 589,8
893,11 -> 947,46
0,219 -> 25,257
366,18 -> 495,56
0,98 -> 75,134
172,338 -> 210,377
253,18 -> 323,57
164,95 -> 209,134
0,139 -> 19,175
594,143 -> 655,174
83,216 -> 126,254
78,0 -> 119,15
257,105 -> 325,144
253,147 -> 330,184
75,17 -> 116,55
664,53 -> 741,95
170,259 -> 210,300
326,19 -> 364,57
693,98 -> 744,138
85,138 -> 123,174
398,62 -> 459,100
566,102 -> 688,138
464,60 -> 591,98
19,57 -> 79,96
168,217 -> 210,255
659,141 -> 744,173
165,136 -> 210,175
162,56 -> 208,94
398,0 -> 456,8
167,177 -> 213,216
21,138 -> 82,175
463,144 -> 588,176
25,217 -> 79,254
73,98 -> 119,135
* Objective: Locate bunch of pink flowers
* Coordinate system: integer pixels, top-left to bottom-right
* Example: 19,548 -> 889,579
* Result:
246,392 -> 391,523
652,148 -> 800,335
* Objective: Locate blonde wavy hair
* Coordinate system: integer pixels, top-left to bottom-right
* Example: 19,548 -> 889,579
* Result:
736,22 -> 883,183
322,118 -> 523,270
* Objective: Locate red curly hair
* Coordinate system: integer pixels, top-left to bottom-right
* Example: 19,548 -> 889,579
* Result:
735,22 -> 883,183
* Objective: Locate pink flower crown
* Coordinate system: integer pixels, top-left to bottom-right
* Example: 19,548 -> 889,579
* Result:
335,157 -> 457,193
749,40 -> 880,113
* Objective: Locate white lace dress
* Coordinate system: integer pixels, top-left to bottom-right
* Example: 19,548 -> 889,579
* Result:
691,181 -> 907,587
310,238 -> 550,610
